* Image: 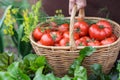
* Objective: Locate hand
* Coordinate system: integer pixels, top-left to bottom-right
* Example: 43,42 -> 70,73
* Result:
69,0 -> 86,15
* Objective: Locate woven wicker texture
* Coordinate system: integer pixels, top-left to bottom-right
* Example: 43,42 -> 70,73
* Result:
30,6 -> 120,77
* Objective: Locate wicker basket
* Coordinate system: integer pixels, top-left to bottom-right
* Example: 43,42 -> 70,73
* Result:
30,6 -> 120,77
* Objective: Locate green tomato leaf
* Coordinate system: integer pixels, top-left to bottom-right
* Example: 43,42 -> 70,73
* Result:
61,75 -> 71,80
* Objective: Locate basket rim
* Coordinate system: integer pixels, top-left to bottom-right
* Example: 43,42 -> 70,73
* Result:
30,16 -> 120,50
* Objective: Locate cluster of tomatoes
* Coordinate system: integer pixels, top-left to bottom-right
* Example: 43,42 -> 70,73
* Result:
32,20 -> 117,46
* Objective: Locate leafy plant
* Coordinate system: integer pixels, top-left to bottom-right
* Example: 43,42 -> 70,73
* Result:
0,0 -> 47,57
68,46 -> 96,76
0,46 -> 96,80
0,52 -> 15,71
0,53 -> 52,80
117,61 -> 120,80
88,64 -> 110,80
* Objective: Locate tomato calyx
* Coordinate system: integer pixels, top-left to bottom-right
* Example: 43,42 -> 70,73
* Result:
99,25 -> 104,29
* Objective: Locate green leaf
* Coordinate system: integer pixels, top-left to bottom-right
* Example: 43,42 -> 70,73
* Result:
73,66 -> 87,80
35,56 -> 47,67
7,62 -> 30,80
68,46 -> 96,76
117,61 -> 120,80
79,46 -> 96,56
0,5 -> 12,29
0,72 -> 15,80
0,29 -> 4,52
23,54 -> 38,62
20,0 -> 30,9
23,54 -> 38,71
0,52 -> 14,71
17,24 -> 24,54
33,66 -> 45,80
90,64 -> 102,75
89,63 -> 110,80
20,42 -> 32,57
0,0 -> 30,9
45,73 -> 59,80
23,54 -> 51,75
61,75 -> 71,80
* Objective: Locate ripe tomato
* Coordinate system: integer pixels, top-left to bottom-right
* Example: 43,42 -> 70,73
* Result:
33,27 -> 43,41
63,31 -> 80,40
110,34 -> 117,41
37,41 -> 42,45
59,38 -> 69,46
44,28 -> 52,33
58,23 -> 69,32
75,39 -> 87,46
50,31 -> 62,43
89,20 -> 112,40
74,21 -> 89,37
80,36 -> 91,43
101,34 -> 117,45
75,36 -> 90,46
40,33 -> 54,46
87,40 -> 101,46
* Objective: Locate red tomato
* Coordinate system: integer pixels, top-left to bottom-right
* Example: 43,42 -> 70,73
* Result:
75,36 -> 91,46
63,31 -> 69,39
80,36 -> 91,44
80,36 -> 91,43
37,41 -> 42,45
101,36 -> 116,45
110,34 -> 117,41
33,27 -> 43,41
44,28 -> 51,33
87,40 -> 101,46
63,31 -> 80,40
58,23 -> 69,32
59,38 -> 69,46
89,20 -> 112,40
50,31 -> 62,43
40,33 -> 54,46
74,21 -> 89,37
75,39 -> 87,46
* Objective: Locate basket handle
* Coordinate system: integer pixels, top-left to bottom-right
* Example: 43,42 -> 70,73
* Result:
69,5 -> 85,50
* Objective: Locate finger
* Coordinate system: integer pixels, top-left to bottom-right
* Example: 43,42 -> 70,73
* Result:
76,0 -> 86,10
69,0 -> 76,15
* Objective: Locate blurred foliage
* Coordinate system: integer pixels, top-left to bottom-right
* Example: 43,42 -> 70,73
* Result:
0,0 -> 47,57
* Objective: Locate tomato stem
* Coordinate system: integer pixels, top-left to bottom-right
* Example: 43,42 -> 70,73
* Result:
99,25 -> 104,29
